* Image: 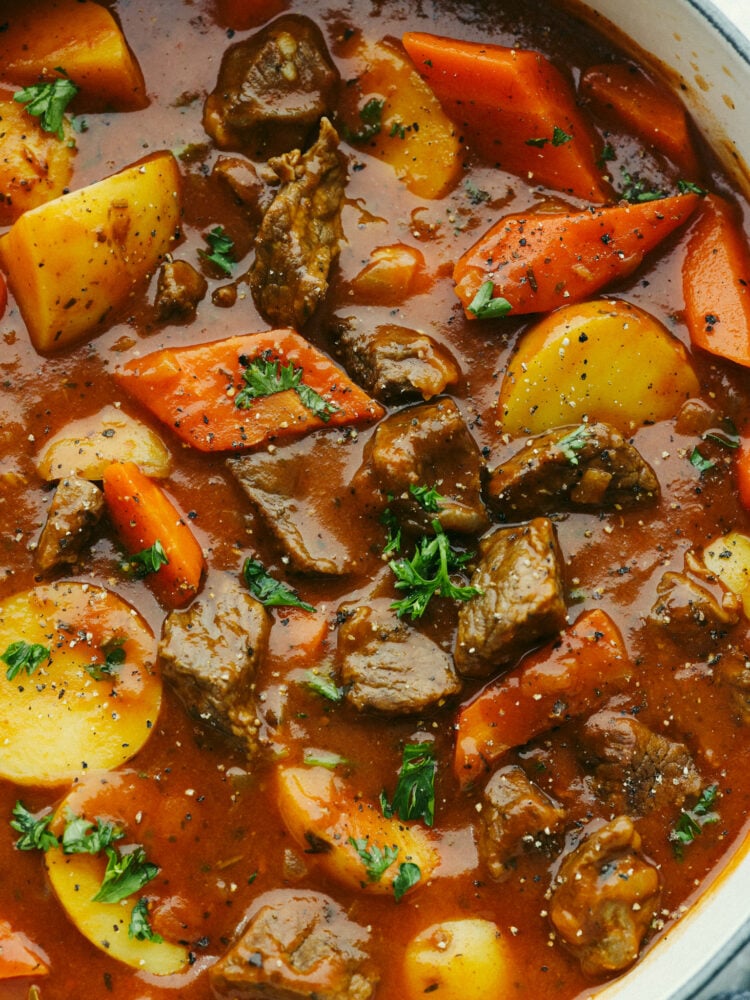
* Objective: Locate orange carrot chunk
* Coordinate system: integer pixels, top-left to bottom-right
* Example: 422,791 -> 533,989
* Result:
453,192 -> 699,317
580,62 -> 701,179
401,30 -> 611,202
736,438 -> 750,512
0,274 -> 6,320
102,461 -> 205,609
113,330 -> 385,453
453,609 -> 629,786
683,194 -> 750,369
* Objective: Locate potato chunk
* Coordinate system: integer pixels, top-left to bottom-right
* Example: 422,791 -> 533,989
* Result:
0,581 -> 162,785
0,151 -> 182,351
704,532 -> 750,618
403,919 -> 513,1000
498,299 -> 699,436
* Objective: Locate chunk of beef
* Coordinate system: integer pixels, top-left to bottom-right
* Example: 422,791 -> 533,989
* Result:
454,517 -> 567,678
155,260 -> 207,319
210,889 -> 378,1000
35,476 -> 104,571
212,155 -> 272,227
550,815 -> 661,977
249,116 -> 345,328
158,573 -> 270,754
478,765 -> 565,880
333,321 -> 460,404
203,15 -> 340,158
714,648 -> 750,723
581,710 -> 701,816
650,549 -> 740,647
228,438 -> 360,576
364,398 -> 489,536
337,600 -> 461,715
485,422 -> 660,519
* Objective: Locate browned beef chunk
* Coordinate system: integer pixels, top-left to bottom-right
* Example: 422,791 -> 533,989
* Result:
203,15 -> 339,159
714,648 -> 750,722
550,815 -> 661,978
228,439 -> 360,576
155,260 -> 207,319
364,398 -> 489,536
212,155 -> 272,227
35,476 -> 104,571
650,550 -> 740,647
337,600 -> 461,714
210,889 -> 378,1000
485,422 -> 660,519
249,116 -> 345,328
454,517 -> 567,677
478,765 -> 565,880
333,321 -> 460,404
580,710 -> 701,816
158,573 -> 270,754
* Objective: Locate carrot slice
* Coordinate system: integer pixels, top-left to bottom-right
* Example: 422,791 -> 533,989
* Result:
401,31 -> 610,202
453,609 -> 629,786
102,461 -> 205,608
453,193 -> 699,317
736,438 -> 750,512
682,194 -> 750,368
0,920 -> 48,980
0,274 -> 6,320
580,62 -> 701,178
114,330 -> 385,452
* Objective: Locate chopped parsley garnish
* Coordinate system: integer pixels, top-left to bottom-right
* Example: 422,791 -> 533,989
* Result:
557,425 -> 592,466
14,71 -> 79,140
467,280 -> 512,320
689,447 -> 715,474
380,506 -> 402,556
409,483 -> 443,512
200,225 -> 235,275
305,670 -> 343,702
348,836 -> 399,882
235,353 -> 339,422
85,636 -> 127,682
619,170 -> 666,203
2,641 -> 50,682
464,180 -> 490,205
704,419 -> 740,450
124,540 -> 169,578
670,784 -> 720,858
61,813 -> 123,855
380,743 -> 436,826
243,557 -> 315,612
129,897 -> 164,943
598,143 -> 616,165
393,861 -> 421,901
10,802 -> 58,852
389,120 -> 407,139
343,97 -> 385,144
525,125 -> 572,148
389,521 -> 480,620
677,179 -> 707,195
92,845 -> 160,904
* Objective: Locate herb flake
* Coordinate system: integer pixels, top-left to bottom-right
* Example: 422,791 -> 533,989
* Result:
235,353 -> 338,422
2,641 -> 50,682
381,743 -> 437,826
243,558 -> 315,612
389,521 -> 480,620
200,226 -> 235,275
14,72 -> 79,140
93,846 -> 159,905
467,280 -> 512,320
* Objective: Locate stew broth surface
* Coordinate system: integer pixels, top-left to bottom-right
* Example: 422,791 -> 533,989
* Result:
1,1 -> 750,998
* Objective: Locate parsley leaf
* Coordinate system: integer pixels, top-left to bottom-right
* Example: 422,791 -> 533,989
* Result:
409,483 -> 443,512
619,170 -> 666,203
200,226 -> 235,275
10,801 -> 58,852
689,447 -> 715,473
129,897 -> 164,943
393,861 -> 421,901
342,97 -> 384,144
380,506 -> 402,556
670,784 -> 720,858
243,558 -> 315,612
467,280 -> 512,320
556,425 -> 592,466
552,125 -> 573,146
92,845 -> 159,904
389,521 -> 480,620
124,540 -> 169,578
2,641 -> 50,682
235,353 -> 338,422
598,143 -> 616,165
381,743 -> 436,826
61,813 -> 123,855
348,837 -> 399,882
14,72 -> 79,141
85,636 -> 127,682
677,179 -> 707,195
305,670 -> 343,702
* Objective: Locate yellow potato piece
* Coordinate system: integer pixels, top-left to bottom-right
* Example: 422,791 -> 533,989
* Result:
403,919 -> 513,1000
0,151 -> 182,352
704,532 -> 750,618
498,299 -> 700,436
276,765 -> 439,896
45,772 -> 189,975
0,581 -> 162,785
35,404 -> 172,481
341,37 -> 461,199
